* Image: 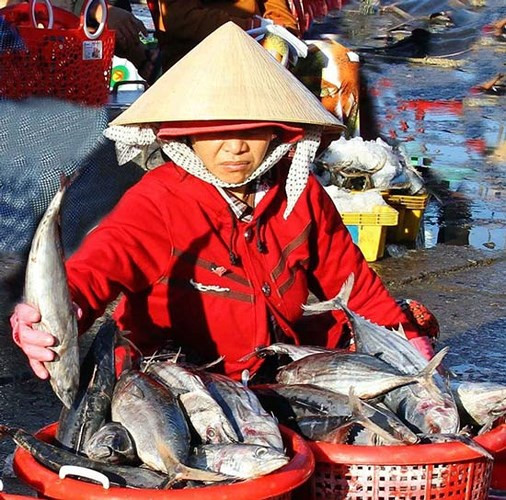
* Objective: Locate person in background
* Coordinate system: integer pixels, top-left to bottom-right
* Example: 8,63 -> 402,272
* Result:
10,22 -> 435,382
147,0 -> 299,70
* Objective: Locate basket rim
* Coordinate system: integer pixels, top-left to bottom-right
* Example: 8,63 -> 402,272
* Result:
307,422 -> 506,466
13,422 -> 315,499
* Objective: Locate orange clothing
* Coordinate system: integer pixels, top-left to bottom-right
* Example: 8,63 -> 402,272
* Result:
148,0 -> 299,70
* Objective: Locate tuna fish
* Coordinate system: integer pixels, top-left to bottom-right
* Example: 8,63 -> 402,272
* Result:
84,422 -> 138,465
275,350 -> 446,400
239,343 -> 338,362
145,362 -> 238,444
111,371 -> 225,482
188,444 -> 289,480
199,371 -> 284,451
450,380 -> 506,428
253,384 -> 418,444
24,183 -> 79,409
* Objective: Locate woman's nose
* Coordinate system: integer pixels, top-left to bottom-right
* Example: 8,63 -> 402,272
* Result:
224,138 -> 248,154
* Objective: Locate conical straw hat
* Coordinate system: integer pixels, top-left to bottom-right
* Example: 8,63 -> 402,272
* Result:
111,22 -> 344,131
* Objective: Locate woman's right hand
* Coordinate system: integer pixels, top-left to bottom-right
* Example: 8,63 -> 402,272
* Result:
10,303 -> 55,380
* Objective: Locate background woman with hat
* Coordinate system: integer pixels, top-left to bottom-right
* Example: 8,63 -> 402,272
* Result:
10,22 -> 435,381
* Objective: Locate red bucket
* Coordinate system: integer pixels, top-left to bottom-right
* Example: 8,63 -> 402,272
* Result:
304,423 -> 506,499
13,422 -> 314,500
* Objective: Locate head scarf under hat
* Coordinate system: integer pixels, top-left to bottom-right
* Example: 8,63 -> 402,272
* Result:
104,22 -> 344,218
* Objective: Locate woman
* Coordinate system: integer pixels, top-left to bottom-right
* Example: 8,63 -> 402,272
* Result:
11,22 -> 434,382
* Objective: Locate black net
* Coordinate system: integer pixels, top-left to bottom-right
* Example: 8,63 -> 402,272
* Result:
0,97 -> 144,256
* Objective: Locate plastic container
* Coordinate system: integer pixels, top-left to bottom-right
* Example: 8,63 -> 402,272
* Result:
382,193 -> 430,244
13,422 -> 314,500
304,422 -> 506,499
341,205 -> 399,262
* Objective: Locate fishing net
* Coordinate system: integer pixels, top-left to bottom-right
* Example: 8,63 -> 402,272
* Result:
0,97 -> 144,256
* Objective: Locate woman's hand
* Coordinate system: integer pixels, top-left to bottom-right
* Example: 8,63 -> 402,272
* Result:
10,303 -> 55,380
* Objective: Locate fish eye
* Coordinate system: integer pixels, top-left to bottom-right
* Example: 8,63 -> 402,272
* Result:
207,428 -> 216,439
255,448 -> 268,458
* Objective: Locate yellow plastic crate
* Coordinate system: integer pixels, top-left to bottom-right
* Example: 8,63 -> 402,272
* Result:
382,193 -> 430,243
341,205 -> 399,262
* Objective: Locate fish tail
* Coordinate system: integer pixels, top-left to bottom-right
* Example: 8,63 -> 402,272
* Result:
348,389 -> 402,444
175,463 -> 232,482
302,273 -> 355,316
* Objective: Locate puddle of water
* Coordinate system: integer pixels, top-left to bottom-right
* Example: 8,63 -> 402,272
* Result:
307,0 -> 506,251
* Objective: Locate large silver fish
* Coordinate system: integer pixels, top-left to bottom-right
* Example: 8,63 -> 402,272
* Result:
24,183 -> 79,409
303,274 -> 460,434
450,380 -> 506,428
253,384 -> 419,444
111,371 -> 225,482
239,343 -> 337,362
188,444 -> 289,480
276,350 -> 445,400
146,362 -> 238,444
199,372 -> 284,451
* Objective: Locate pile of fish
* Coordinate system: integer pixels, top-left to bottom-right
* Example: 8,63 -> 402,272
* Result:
246,274 -> 505,454
0,320 -> 290,490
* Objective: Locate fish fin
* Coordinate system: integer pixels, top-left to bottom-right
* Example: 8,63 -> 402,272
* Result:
302,273 -> 355,316
238,347 -> 272,363
198,356 -> 225,370
348,389 -> 403,444
175,463 -> 232,482
241,369 -> 250,387
392,323 -> 407,338
415,347 -> 449,392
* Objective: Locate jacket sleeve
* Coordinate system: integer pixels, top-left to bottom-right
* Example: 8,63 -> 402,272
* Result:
65,178 -> 172,332
306,177 -> 421,346
162,0 -> 254,43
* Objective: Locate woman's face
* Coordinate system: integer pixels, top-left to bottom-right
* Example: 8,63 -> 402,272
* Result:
190,128 -> 274,184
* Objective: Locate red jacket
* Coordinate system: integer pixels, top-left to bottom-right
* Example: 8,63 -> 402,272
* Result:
66,160 -> 419,379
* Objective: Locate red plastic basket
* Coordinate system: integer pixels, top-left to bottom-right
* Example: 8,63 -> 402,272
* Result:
12,422 -> 314,500
0,0 -> 114,106
304,423 -> 506,499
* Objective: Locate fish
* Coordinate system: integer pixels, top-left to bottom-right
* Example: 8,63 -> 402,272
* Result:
199,371 -> 284,452
0,425 -> 170,489
239,342 -> 338,362
56,319 -> 117,453
145,362 -> 238,444
24,181 -> 79,409
303,273 -> 460,434
84,422 -> 138,465
450,380 -> 506,428
188,443 -> 289,480
253,384 -> 418,444
275,349 -> 445,400
111,370 -> 225,482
